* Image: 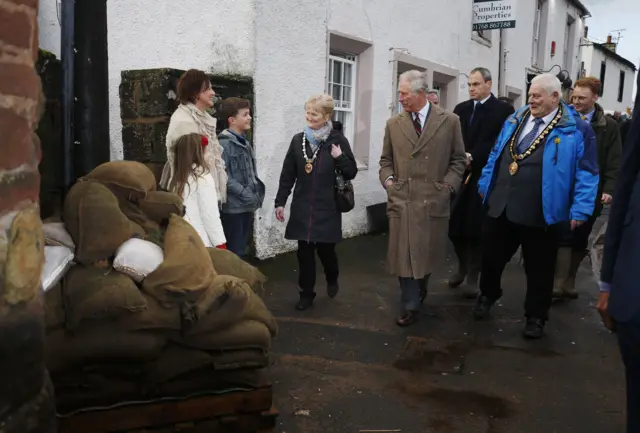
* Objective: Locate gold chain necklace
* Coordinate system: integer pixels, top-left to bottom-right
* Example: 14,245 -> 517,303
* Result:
302,134 -> 321,174
508,106 -> 562,176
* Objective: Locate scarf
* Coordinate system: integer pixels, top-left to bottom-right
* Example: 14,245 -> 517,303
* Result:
164,103 -> 227,203
304,121 -> 333,152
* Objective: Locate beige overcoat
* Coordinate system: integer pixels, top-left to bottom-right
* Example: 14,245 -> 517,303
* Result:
379,104 -> 466,279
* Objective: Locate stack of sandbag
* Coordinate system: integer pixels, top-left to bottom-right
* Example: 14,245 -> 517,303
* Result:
42,162 -> 276,411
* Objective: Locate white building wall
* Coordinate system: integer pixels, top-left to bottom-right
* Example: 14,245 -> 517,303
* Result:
36,0 -> 517,259
582,45 -> 635,113
38,0 -> 61,57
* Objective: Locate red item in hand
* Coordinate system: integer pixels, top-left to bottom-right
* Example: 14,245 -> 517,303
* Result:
216,243 -> 227,249
201,135 -> 209,148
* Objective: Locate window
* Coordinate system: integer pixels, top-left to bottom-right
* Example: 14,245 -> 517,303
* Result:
599,61 -> 606,96
327,52 -> 357,146
618,70 -> 625,102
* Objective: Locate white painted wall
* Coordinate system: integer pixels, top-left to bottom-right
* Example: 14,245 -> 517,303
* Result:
581,45 -> 635,113
37,0 -> 61,57
39,0 -> 557,258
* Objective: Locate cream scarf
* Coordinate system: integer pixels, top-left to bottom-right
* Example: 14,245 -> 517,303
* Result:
160,103 -> 227,203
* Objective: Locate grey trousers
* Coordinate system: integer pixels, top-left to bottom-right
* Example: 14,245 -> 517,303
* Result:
399,274 -> 430,311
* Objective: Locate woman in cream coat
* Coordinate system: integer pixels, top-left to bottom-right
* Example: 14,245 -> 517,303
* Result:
160,69 -> 227,203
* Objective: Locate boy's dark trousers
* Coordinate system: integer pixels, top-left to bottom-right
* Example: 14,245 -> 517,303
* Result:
221,212 -> 253,258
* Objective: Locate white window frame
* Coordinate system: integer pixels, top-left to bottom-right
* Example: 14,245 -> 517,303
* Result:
327,52 -> 357,147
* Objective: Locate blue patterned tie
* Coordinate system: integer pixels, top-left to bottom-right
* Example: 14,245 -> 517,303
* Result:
517,117 -> 545,153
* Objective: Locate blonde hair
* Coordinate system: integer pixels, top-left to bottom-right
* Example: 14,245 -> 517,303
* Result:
305,93 -> 335,118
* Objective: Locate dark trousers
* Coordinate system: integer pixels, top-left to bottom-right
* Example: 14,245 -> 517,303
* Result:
617,317 -> 640,433
558,211 -> 598,252
220,212 -> 253,258
479,213 -> 558,320
297,241 -> 338,296
399,275 -> 430,312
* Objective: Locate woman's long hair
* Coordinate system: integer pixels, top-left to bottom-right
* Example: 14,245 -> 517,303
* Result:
169,133 -> 209,198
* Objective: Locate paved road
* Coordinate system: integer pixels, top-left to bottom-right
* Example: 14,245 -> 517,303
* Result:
259,220 -> 625,433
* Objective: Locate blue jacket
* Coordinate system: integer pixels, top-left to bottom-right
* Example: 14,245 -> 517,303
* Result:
477,102 -> 599,224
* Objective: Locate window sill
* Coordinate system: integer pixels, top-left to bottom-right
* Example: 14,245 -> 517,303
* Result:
472,33 -> 492,48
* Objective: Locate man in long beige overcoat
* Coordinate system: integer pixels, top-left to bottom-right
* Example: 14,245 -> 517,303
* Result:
379,70 -> 466,326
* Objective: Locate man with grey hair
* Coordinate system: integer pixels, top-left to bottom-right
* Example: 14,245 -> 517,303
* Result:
449,67 -> 514,298
475,73 -> 599,338
379,70 -> 466,326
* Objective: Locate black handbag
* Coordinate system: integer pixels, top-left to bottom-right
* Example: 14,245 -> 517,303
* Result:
335,170 -> 355,213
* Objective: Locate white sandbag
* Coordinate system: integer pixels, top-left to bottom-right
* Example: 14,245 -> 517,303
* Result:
42,246 -> 74,292
113,238 -> 164,283
43,222 -> 75,249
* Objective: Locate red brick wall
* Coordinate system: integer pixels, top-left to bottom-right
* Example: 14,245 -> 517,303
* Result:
0,0 -> 55,431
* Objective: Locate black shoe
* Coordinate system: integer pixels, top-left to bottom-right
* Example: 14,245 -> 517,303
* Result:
295,293 -> 316,311
448,270 -> 467,288
473,296 -> 495,320
327,282 -> 339,299
522,318 -> 545,339
419,287 -> 427,304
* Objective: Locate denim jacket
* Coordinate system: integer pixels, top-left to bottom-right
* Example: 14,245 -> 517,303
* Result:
219,129 -> 265,214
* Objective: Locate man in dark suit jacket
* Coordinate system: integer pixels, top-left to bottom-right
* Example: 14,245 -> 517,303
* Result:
598,70 -> 640,432
448,67 -> 514,297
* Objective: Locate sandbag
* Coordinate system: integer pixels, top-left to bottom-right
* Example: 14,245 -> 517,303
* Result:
241,288 -> 278,336
43,222 -> 75,249
80,160 -> 156,201
140,191 -> 185,224
176,320 -> 272,352
113,238 -> 164,283
144,345 -> 213,384
63,181 -> 145,265
112,294 -> 182,332
41,246 -> 74,292
117,196 -> 161,234
206,247 -> 267,292
44,283 -> 65,330
63,266 -> 147,330
183,277 -> 250,335
45,329 -> 166,373
142,215 -> 215,305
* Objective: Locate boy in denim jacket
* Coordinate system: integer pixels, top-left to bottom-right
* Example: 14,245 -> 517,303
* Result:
218,98 -> 265,257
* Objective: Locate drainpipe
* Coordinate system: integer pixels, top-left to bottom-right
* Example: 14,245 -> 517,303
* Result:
61,0 -> 74,192
498,29 -> 506,97
74,0 -> 111,177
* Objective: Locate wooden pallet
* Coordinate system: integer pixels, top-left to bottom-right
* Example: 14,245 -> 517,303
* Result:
57,388 -> 276,433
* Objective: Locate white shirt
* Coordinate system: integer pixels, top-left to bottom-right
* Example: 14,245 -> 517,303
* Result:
517,108 -> 559,145
181,166 -> 227,248
474,94 -> 492,108
413,102 -> 431,130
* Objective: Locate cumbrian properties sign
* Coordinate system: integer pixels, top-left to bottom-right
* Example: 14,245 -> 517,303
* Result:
472,0 -> 517,31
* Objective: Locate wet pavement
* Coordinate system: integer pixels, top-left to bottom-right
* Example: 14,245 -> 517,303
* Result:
259,217 -> 625,433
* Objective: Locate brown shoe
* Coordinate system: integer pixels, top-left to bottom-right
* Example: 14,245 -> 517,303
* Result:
396,310 -> 419,327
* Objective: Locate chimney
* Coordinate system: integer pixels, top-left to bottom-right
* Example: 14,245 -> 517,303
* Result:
607,34 -> 612,44
604,34 -> 617,53
584,26 -> 588,38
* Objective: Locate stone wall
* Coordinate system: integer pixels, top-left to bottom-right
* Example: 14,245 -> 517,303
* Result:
0,0 -> 55,431
119,68 -> 254,182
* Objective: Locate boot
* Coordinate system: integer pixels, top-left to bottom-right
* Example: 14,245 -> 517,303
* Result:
562,250 -> 585,299
552,247 -> 572,300
462,245 -> 481,299
449,241 -> 467,288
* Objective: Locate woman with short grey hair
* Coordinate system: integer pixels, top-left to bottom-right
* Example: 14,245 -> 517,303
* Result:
275,94 -> 358,310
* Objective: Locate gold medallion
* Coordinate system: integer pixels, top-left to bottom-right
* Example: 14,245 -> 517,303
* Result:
509,161 -> 519,176
305,162 -> 313,174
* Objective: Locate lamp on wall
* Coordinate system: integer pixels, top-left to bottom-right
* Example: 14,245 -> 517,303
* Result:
527,64 -> 573,90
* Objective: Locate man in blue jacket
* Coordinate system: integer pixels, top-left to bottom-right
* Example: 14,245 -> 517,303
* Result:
475,73 -> 599,339
597,70 -> 640,432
